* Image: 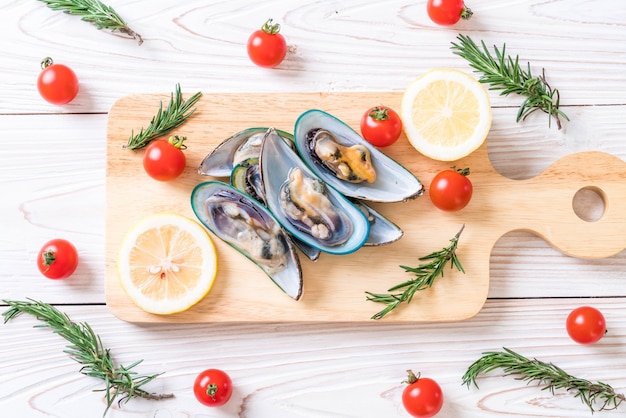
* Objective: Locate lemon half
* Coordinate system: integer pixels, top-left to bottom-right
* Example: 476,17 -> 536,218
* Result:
117,213 -> 217,315
401,68 -> 492,161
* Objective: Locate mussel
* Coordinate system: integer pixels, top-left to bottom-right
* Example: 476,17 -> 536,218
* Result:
309,129 -> 376,184
198,128 -> 294,177
294,109 -> 424,203
280,167 -> 353,246
191,181 -> 303,300
230,156 -> 322,262
260,128 -> 370,255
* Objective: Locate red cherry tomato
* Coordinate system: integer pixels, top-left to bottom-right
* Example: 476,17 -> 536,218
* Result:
427,0 -> 473,26
429,167 -> 473,212
193,369 -> 233,407
247,19 -> 287,68
37,239 -> 79,279
37,57 -> 79,105
566,306 -> 606,344
402,371 -> 443,418
360,106 -> 403,147
143,136 -> 187,181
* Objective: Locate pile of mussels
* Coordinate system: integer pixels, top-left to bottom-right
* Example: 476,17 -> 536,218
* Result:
191,109 -> 424,301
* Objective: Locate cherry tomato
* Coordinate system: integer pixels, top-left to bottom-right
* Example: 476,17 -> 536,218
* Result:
429,167 -> 473,212
37,239 -> 79,279
427,0 -> 473,26
402,371 -> 443,418
566,306 -> 606,344
37,57 -> 79,105
193,369 -> 233,407
143,136 -> 187,181
360,106 -> 403,147
247,19 -> 287,68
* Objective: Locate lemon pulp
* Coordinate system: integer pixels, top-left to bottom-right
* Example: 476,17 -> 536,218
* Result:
401,68 -> 492,161
117,213 -> 217,315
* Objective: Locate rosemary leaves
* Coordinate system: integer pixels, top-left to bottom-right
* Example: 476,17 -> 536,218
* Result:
463,347 -> 625,413
37,0 -> 143,45
365,225 -> 465,320
2,299 -> 173,416
125,84 -> 203,150
451,34 -> 568,129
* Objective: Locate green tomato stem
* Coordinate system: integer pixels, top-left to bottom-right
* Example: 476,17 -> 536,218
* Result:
262,18 -> 281,35
207,383 -> 219,399
369,107 -> 390,121
403,369 -> 421,384
41,57 -> 54,70
168,135 -> 187,150
452,166 -> 470,176
42,251 -> 56,266
461,5 -> 473,20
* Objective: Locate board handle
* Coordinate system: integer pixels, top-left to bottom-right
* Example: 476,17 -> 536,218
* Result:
519,151 -> 626,259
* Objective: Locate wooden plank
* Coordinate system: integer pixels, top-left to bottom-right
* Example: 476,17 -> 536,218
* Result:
2,107 -> 626,306
2,1 -> 626,114
3,299 -> 626,417
105,92 -> 626,323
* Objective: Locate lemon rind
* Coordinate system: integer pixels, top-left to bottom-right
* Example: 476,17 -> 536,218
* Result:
116,213 -> 217,315
401,68 -> 492,162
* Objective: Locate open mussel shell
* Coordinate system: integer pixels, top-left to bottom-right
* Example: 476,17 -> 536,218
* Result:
260,128 -> 370,255
230,158 -> 322,262
351,200 -> 404,246
294,109 -> 424,203
198,128 -> 294,177
190,181 -> 303,300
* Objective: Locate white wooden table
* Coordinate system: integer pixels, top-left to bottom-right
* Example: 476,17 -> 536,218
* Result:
2,1 -> 626,417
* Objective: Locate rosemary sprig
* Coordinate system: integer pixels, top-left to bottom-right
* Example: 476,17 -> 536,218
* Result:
125,84 -> 203,150
2,299 -> 173,416
37,0 -> 143,45
463,347 -> 626,413
451,34 -> 569,129
365,224 -> 465,320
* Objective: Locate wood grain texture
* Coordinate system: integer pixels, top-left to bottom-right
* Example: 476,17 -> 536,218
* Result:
2,0 -> 626,416
2,300 -> 626,417
1,0 -> 625,114
3,106 -> 626,306
105,92 -> 626,323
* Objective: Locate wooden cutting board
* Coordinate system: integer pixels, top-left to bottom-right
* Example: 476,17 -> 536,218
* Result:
105,91 -> 626,323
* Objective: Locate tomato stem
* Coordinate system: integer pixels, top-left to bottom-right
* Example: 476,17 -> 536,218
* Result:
41,57 -> 54,70
168,135 -> 188,150
207,383 -> 219,399
404,369 -> 421,384
460,5 -> 473,20
369,106 -> 390,121
42,250 -> 56,266
262,18 -> 281,35
452,166 -> 470,176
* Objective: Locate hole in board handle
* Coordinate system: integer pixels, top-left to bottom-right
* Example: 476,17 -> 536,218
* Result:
572,186 -> 606,222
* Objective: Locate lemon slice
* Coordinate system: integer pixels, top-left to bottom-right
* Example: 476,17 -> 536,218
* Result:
117,213 -> 217,315
401,68 -> 492,161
